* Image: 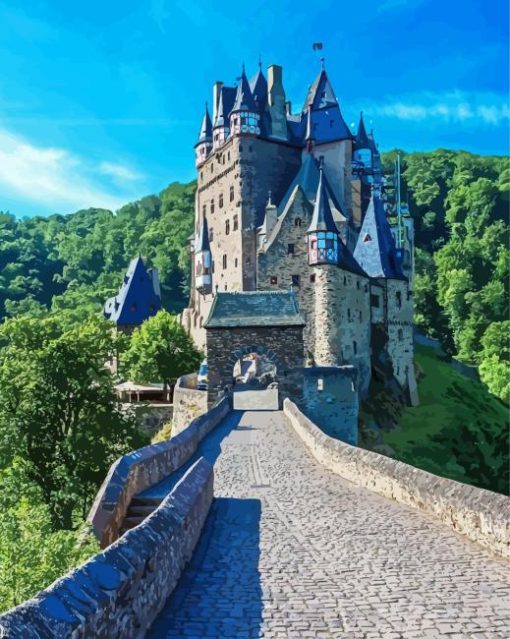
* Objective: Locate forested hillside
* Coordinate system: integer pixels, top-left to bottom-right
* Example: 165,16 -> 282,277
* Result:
0,150 -> 508,399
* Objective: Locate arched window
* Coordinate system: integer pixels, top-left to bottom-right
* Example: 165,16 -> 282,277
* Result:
233,215 -> 239,231
396,291 -> 402,309
398,328 -> 403,341
353,341 -> 357,355
209,228 -> 214,242
210,198 -> 215,214
230,186 -> 234,202
219,193 -> 224,208
225,219 -> 230,235
295,218 -> 302,227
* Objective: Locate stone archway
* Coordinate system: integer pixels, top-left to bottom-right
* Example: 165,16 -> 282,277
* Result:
204,291 -> 306,408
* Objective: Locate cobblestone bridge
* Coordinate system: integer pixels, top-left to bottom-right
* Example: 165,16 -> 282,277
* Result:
147,408 -> 510,639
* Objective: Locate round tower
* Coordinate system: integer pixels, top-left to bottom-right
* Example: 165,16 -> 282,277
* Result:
229,66 -> 260,137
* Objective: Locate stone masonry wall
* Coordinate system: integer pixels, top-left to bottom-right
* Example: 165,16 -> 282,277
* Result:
172,374 -> 208,437
206,325 -> 305,405
87,397 -> 230,548
284,399 -> 510,558
257,186 -> 371,396
0,458 -> 214,639
384,278 -> 416,394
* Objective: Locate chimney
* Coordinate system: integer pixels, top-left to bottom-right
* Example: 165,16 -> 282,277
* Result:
267,65 -> 288,140
213,81 -> 223,122
267,65 -> 283,107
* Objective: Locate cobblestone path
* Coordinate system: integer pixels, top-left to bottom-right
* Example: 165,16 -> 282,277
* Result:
147,410 -> 510,639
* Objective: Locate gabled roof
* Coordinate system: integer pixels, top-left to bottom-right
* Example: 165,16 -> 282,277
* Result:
213,87 -> 236,128
303,68 -> 338,111
204,291 -> 305,328
355,112 -> 370,149
249,67 -> 267,110
196,104 -> 212,144
307,166 -> 337,234
196,215 -> 211,253
353,194 -> 407,280
103,257 -> 162,326
231,68 -> 257,112
277,153 -> 345,222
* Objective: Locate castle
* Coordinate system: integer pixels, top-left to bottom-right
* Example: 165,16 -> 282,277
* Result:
182,61 -> 417,403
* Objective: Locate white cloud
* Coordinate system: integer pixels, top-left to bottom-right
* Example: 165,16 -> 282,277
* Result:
0,127 -> 141,213
361,91 -> 510,125
99,161 -> 142,183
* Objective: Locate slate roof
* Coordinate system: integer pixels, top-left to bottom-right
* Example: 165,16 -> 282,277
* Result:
103,257 -> 162,326
303,69 -> 338,111
353,194 -> 407,280
307,166 -> 338,233
250,68 -> 267,110
196,215 -> 210,253
204,291 -> 305,328
355,112 -> 370,149
232,68 -> 257,112
213,87 -> 236,128
196,104 -> 212,144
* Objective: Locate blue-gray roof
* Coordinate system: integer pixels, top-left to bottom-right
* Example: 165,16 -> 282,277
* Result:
353,194 -> 407,280
204,291 -> 305,328
213,87 -> 236,129
196,215 -> 210,253
103,257 -> 162,326
196,104 -> 212,144
307,166 -> 337,234
232,68 -> 257,112
355,112 -> 370,149
250,68 -> 267,110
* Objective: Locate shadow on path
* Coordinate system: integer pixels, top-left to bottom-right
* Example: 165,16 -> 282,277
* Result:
146,497 -> 262,639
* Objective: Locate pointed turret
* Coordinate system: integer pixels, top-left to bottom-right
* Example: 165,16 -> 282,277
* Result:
195,103 -> 213,167
250,65 -> 268,110
195,215 -> 212,294
355,112 -> 370,149
353,192 -> 406,280
230,66 -> 260,136
307,164 -> 339,266
212,86 -> 236,148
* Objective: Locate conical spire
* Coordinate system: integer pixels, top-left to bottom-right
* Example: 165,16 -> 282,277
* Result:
232,67 -> 257,112
197,103 -> 212,143
197,215 -> 211,253
307,163 -> 338,234
302,66 -> 337,111
250,66 -> 267,110
356,112 -> 370,148
353,191 -> 406,280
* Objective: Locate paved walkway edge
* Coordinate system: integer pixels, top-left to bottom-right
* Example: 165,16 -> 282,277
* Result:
284,398 -> 510,558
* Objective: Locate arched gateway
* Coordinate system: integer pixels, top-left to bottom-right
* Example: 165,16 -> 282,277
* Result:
204,291 -> 305,407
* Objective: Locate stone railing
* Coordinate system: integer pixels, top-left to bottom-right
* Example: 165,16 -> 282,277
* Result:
172,373 -> 209,436
0,458 -> 214,639
284,399 -> 510,558
88,396 -> 230,548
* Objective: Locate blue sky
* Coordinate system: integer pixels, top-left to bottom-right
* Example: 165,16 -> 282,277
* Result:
0,0 -> 508,217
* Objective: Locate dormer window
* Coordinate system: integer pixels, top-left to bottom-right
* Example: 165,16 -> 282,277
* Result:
295,218 -> 302,227
210,199 -> 215,214
363,234 -> 372,243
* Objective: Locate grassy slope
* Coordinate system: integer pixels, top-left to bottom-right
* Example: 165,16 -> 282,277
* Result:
381,345 -> 509,494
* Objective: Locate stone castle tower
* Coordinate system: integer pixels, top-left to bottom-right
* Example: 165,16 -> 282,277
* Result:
182,62 -> 417,401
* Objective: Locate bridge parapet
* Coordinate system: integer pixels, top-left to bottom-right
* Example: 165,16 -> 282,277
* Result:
88,395 -> 230,548
284,398 -> 510,558
0,457 -> 214,639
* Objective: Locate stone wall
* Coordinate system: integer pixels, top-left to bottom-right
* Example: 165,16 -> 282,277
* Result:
300,366 -> 359,445
284,399 -> 510,558
206,325 -> 304,406
87,396 -> 230,548
0,458 -> 214,639
122,403 -> 174,437
172,373 -> 209,437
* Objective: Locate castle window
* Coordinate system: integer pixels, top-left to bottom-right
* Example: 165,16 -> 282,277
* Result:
357,280 -> 360,290
343,275 -> 347,285
228,151 -> 230,161
347,308 -> 351,321
230,186 -> 234,202
210,163 -> 214,173
212,260 -> 215,273
270,276 -> 278,285
398,328 -> 403,341
219,193 -> 224,208
288,243 -> 295,255
200,171 -> 203,181
224,284 -> 228,291
292,274 -> 300,287
233,215 -> 239,231
225,219 -> 230,235
396,291 -> 402,309
310,274 -> 316,283
210,198 -> 215,214
209,228 -> 214,242
363,234 -> 372,243
222,254 -> 227,269
202,204 -> 206,216
295,218 -> 302,227
130,303 -> 137,313
371,294 -> 380,308
234,258 -> 238,267
359,311 -> 362,321
353,341 -> 357,355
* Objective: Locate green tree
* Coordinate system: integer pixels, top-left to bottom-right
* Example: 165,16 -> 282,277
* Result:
0,315 -> 146,529
123,310 -> 202,390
